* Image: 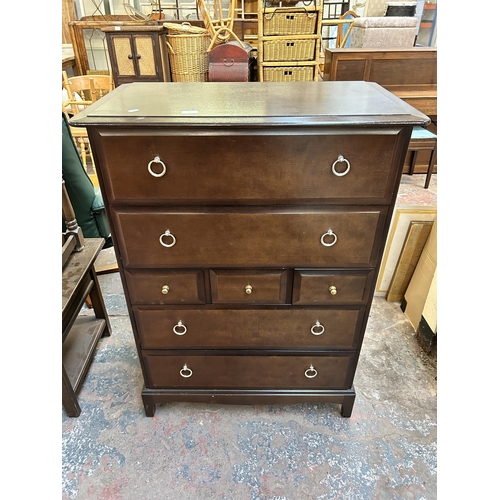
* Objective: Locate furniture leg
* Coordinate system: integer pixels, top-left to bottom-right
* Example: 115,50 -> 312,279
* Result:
341,394 -> 355,417
424,142 -> 437,189
62,365 -> 81,417
88,266 -> 112,337
142,394 -> 157,417
409,150 -> 418,175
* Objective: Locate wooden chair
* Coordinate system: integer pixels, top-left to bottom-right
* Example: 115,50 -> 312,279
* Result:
62,71 -> 114,174
336,10 -> 359,48
321,9 -> 359,49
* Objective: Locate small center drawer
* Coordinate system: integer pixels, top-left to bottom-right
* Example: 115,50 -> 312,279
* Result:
124,269 -> 205,305
292,269 -> 374,305
143,353 -> 357,390
210,269 -> 288,304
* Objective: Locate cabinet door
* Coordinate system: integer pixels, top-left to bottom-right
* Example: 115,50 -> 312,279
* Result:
132,35 -> 159,78
110,35 -> 136,78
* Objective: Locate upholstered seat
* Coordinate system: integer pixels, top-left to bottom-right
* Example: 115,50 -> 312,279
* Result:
350,16 -> 418,48
62,113 -> 112,247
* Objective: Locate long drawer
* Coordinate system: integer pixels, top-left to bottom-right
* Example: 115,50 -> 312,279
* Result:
95,130 -> 401,204
133,307 -> 365,350
142,352 -> 357,389
111,207 -> 387,268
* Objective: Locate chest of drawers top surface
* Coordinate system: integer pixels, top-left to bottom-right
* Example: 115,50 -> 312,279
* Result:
69,81 -> 429,127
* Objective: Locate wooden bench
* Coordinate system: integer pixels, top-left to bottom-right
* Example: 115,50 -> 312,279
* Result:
323,47 -> 437,175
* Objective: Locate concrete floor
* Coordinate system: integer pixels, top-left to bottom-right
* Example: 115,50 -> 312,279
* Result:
62,173 -> 437,499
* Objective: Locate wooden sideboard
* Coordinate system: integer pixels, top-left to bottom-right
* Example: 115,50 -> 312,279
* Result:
70,81 -> 428,417
323,47 -> 437,117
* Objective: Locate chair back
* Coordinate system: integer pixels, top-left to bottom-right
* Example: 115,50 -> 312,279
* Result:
62,71 -> 114,116
336,10 -> 359,48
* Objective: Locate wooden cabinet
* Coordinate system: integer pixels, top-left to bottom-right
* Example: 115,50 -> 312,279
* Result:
70,81 -> 429,417
102,26 -> 171,86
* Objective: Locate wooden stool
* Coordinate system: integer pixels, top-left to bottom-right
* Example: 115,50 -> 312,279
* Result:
408,126 -> 437,189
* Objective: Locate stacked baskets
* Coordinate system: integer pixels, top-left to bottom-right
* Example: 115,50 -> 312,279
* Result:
258,1 -> 323,82
163,22 -> 211,82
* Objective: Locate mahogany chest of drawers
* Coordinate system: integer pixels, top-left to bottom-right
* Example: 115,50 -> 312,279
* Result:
71,81 -> 429,417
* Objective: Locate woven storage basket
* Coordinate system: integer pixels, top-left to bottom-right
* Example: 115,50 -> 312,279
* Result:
164,23 -> 211,82
263,39 -> 316,62
262,66 -> 314,82
263,11 -> 318,35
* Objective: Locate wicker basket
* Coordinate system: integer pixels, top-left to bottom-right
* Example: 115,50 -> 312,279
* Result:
164,23 -> 211,82
263,11 -> 318,36
263,39 -> 316,62
262,66 -> 314,82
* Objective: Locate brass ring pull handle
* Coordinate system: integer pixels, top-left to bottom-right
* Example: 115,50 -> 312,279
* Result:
245,285 -> 253,294
173,321 -> 187,336
159,230 -> 176,248
332,155 -> 351,177
180,364 -> 192,378
161,285 -> 170,295
320,229 -> 338,247
329,285 -> 337,295
310,321 -> 325,336
148,156 -> 167,177
304,365 -> 318,379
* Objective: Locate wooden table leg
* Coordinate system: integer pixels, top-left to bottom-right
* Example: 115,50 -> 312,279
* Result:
62,365 -> 81,417
424,142 -> 437,189
409,149 -> 418,175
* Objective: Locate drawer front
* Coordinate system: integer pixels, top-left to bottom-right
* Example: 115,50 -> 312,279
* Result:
292,270 -> 375,305
134,308 -> 365,350
95,130 -> 401,204
143,353 -> 357,390
112,208 -> 387,268
124,269 -> 205,305
210,269 -> 288,304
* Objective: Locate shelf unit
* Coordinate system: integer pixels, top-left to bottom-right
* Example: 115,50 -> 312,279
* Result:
257,0 -> 324,82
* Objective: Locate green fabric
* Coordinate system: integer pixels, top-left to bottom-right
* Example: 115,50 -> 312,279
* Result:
62,113 -> 111,244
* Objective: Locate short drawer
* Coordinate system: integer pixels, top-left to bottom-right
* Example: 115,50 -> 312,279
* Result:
124,269 -> 205,305
134,307 -> 365,350
112,207 -> 387,268
210,269 -> 288,304
143,353 -> 357,390
95,130 -> 402,204
292,270 -> 375,305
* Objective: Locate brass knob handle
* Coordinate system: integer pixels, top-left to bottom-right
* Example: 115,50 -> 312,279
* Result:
245,285 -> 253,294
329,285 -> 337,295
161,285 -> 170,295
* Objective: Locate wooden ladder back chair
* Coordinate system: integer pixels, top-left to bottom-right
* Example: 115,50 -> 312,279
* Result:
62,71 -> 114,175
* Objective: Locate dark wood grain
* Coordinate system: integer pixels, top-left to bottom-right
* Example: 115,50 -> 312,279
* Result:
77,81 -> 429,417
